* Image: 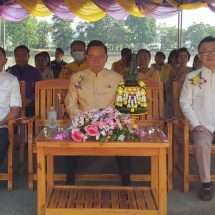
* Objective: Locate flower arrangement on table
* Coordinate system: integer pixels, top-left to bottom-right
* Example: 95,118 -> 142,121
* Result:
115,81 -> 147,114
189,71 -> 207,89
55,107 -> 146,142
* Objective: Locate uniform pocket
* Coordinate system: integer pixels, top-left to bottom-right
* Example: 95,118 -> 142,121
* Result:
0,88 -> 10,107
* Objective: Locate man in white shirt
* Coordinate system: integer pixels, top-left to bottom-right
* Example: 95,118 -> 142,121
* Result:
180,36 -> 215,201
0,47 -> 22,166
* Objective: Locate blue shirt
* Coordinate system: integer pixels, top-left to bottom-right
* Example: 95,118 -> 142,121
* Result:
9,64 -> 42,103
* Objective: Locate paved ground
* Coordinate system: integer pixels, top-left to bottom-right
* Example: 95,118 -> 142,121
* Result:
1,156 -> 215,215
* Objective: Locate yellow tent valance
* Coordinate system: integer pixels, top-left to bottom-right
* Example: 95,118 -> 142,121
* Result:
64,0 -> 106,22
167,0 -> 208,10
116,0 -> 144,17
0,0 -> 214,22
16,0 -> 52,17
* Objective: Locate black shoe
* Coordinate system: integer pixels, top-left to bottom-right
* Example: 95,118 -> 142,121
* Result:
122,175 -> 132,186
199,183 -> 212,201
66,173 -> 75,185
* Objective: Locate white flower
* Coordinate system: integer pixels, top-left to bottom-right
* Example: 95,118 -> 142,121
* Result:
100,130 -> 106,136
96,134 -> 100,140
79,116 -> 85,126
118,134 -> 125,141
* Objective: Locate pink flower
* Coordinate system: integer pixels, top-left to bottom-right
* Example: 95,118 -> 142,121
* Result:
55,131 -> 69,140
84,125 -> 99,136
71,131 -> 84,141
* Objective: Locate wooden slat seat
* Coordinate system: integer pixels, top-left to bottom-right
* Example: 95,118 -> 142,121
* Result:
46,186 -> 158,211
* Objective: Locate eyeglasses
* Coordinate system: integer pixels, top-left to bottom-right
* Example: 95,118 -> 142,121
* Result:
199,50 -> 215,55
87,55 -> 106,61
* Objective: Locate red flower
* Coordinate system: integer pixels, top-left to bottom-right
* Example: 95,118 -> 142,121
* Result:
71,130 -> 84,142
84,125 -> 99,136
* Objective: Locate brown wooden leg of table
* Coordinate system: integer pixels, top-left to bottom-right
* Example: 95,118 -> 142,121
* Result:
37,147 -> 46,215
47,155 -> 54,191
151,154 -> 159,202
159,148 -> 167,215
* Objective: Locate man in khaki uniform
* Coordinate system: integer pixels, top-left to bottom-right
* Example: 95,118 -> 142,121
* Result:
65,40 -> 131,186
59,40 -> 89,80
111,48 -> 131,80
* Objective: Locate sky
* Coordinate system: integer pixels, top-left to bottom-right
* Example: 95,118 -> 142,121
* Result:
157,7 -> 215,29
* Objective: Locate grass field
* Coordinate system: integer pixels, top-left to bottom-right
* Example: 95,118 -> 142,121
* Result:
5,52 -> 195,70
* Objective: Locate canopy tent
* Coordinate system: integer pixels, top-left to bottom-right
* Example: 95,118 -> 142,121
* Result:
0,0 -> 215,22
0,0 -> 215,49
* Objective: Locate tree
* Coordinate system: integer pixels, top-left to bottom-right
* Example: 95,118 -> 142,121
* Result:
125,16 -> 157,50
183,22 -> 215,50
158,25 -> 178,50
5,16 -> 39,49
103,17 -> 128,50
82,16 -> 127,50
36,20 -> 52,49
74,22 -> 90,42
51,16 -> 74,51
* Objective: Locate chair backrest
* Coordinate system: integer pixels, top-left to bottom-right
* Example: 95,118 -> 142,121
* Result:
173,81 -> 184,118
35,79 -> 71,129
19,81 -> 26,117
140,80 -> 164,120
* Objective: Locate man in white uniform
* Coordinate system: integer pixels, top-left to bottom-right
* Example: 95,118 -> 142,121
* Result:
180,36 -> 215,201
0,47 -> 22,166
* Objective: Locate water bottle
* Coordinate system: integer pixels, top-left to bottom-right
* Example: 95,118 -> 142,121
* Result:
48,107 -> 57,128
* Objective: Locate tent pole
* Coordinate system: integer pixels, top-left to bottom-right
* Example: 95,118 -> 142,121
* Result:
177,10 -> 183,48
0,17 -> 5,49
0,17 -> 2,47
3,18 -> 5,49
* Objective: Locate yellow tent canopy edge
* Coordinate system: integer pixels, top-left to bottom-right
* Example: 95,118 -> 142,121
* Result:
16,0 -> 52,17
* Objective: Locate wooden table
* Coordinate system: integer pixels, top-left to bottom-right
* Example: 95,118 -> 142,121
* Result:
36,127 -> 169,215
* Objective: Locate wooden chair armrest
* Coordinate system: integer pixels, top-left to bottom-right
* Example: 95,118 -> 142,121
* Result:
171,115 -> 190,125
7,118 -> 26,147
171,116 -> 181,124
21,116 -> 38,124
7,117 -> 27,127
7,118 -> 18,126
161,118 -> 173,124
180,118 -> 190,125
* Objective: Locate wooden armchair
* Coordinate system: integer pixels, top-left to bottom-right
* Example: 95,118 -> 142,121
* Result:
172,81 -> 215,192
134,80 -> 173,192
23,79 -> 172,192
22,80 -> 71,191
0,81 -> 26,191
